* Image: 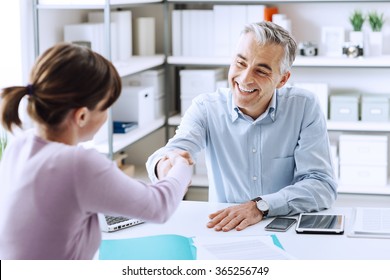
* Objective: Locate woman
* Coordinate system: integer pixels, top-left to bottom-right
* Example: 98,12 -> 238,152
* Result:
0,43 -> 192,259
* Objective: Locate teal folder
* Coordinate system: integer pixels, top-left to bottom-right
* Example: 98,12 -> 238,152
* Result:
99,234 -> 196,260
99,234 -> 283,260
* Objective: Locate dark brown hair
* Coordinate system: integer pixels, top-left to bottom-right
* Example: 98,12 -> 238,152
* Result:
0,43 -> 121,132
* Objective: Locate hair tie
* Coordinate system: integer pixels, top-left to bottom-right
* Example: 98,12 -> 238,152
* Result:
26,84 -> 34,96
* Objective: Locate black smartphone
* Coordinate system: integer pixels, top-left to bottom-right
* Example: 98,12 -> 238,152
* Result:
264,217 -> 297,232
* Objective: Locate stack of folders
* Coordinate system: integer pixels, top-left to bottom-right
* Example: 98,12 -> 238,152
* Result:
113,121 -> 138,134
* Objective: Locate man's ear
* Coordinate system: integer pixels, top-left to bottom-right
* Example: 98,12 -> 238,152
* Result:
73,107 -> 90,128
276,71 -> 291,89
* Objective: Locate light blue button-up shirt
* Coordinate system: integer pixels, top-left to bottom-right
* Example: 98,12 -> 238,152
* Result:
146,86 -> 337,217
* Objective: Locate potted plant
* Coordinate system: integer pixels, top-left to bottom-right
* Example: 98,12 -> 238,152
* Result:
367,11 -> 385,56
368,11 -> 385,32
350,9 -> 365,32
349,10 -> 365,47
0,128 -> 7,161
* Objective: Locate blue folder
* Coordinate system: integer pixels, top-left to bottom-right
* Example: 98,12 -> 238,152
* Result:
99,234 -> 196,260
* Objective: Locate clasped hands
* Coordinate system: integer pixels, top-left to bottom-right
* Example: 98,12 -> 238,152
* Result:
156,149 -> 194,179
156,150 -> 263,232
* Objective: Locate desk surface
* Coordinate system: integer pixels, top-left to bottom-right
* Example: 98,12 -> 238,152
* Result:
102,201 -> 389,260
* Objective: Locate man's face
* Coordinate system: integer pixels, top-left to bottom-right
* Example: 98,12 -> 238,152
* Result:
228,32 -> 290,119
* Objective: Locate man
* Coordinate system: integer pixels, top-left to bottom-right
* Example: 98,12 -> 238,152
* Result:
146,21 -> 337,232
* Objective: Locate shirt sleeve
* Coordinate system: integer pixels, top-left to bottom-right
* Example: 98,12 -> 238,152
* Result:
146,96 -> 207,183
262,93 -> 338,217
73,148 -> 193,223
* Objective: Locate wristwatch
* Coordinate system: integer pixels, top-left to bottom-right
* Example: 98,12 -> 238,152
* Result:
251,197 -> 269,217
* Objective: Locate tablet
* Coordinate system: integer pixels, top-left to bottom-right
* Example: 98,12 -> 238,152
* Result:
295,213 -> 345,234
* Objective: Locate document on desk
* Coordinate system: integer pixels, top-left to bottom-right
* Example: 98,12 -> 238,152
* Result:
348,207 -> 390,239
193,235 -> 295,260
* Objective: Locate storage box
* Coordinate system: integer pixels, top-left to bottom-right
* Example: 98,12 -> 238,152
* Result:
339,134 -> 388,165
127,69 -> 165,119
294,82 -> 329,119
180,96 -> 193,116
180,68 -> 225,98
340,164 -> 387,187
361,95 -> 390,122
330,94 -> 359,121
112,86 -> 154,128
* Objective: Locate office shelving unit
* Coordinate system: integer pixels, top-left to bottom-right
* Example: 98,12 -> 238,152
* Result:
165,0 -> 390,196
31,0 -> 390,196
32,0 -> 166,159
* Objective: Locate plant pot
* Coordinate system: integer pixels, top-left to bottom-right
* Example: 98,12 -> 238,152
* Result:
368,31 -> 383,56
349,31 -> 364,47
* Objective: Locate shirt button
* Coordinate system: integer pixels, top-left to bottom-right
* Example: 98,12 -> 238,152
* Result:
252,148 -> 257,153
253,176 -> 257,181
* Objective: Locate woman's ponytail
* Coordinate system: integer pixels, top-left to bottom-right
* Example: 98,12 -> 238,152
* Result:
0,86 -> 30,132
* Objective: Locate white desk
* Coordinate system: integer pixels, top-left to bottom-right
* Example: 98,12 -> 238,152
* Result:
102,201 -> 390,260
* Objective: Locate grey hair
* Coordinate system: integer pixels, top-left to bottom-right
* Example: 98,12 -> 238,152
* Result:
241,21 -> 297,74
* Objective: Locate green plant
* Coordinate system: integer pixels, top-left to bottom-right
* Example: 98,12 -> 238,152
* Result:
0,128 -> 7,161
0,135 -> 6,161
368,11 -> 385,32
349,10 -> 365,31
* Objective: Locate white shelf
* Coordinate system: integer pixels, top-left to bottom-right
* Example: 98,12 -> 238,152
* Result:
113,55 -> 165,78
167,56 -> 230,66
37,0 -> 162,9
168,114 -> 182,126
81,117 -> 165,154
338,186 -> 390,195
294,56 -> 390,68
167,55 -> 390,68
327,121 -> 390,132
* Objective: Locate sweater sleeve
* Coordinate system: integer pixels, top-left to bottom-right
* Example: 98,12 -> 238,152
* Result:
73,148 -> 193,223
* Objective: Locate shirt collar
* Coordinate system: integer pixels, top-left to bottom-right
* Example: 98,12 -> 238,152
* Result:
230,89 -> 278,122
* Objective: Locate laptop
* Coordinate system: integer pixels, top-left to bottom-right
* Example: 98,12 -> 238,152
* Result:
98,213 -> 144,232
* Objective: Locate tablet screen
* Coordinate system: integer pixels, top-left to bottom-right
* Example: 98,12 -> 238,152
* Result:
296,214 -> 344,234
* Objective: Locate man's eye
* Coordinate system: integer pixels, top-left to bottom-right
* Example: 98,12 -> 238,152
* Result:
257,70 -> 269,76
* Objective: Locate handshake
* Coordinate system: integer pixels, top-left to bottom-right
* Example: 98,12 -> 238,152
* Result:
156,149 -> 194,179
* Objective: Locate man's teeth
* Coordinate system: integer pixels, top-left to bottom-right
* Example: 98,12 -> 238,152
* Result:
239,86 -> 255,93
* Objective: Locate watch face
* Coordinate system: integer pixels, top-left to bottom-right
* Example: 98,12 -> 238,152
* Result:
257,200 -> 269,211
347,46 -> 359,57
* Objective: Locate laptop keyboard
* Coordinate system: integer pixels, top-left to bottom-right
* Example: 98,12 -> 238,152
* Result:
105,215 -> 130,225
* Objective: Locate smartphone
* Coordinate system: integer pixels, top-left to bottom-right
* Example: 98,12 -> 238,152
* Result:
264,217 -> 297,232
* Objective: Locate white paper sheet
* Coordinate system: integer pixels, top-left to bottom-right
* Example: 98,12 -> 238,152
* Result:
193,235 -> 295,260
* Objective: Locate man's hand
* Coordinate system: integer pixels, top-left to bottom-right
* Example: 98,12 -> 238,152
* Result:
156,149 -> 193,179
207,201 -> 263,232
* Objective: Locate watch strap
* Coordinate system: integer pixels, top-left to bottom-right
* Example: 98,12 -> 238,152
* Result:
251,196 -> 269,217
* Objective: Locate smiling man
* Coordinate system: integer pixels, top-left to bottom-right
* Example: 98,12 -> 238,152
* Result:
146,21 -> 337,232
